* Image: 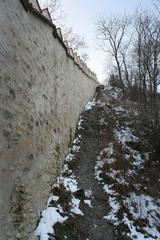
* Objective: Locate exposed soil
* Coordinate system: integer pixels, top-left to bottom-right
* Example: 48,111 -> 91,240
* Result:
37,86 -> 160,240
53,102 -> 115,240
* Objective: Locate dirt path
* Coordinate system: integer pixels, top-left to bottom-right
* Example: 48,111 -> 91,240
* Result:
75,105 -> 114,240
48,100 -> 116,240
37,86 -> 160,240
35,91 -> 116,240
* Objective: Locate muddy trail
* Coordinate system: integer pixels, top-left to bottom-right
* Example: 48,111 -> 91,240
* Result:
52,100 -> 115,240
36,86 -> 160,240
70,103 -> 114,240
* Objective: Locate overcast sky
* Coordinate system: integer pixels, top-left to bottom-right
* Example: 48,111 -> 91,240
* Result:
40,0 -> 154,82
60,0 -> 156,82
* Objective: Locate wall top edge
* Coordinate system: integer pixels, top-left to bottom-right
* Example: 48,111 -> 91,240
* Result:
19,0 -> 98,83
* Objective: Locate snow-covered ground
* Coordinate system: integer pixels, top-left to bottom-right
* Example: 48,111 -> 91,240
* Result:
36,207 -> 68,240
124,193 -> 160,239
36,86 -> 160,240
35,113 -> 93,240
94,87 -> 160,240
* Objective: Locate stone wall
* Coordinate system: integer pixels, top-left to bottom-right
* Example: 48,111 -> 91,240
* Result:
0,0 -> 97,239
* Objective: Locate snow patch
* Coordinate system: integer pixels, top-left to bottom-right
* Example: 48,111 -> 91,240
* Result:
115,127 -> 138,145
78,117 -> 84,130
36,117 -> 84,239
47,195 -> 59,205
84,99 -> 96,111
103,184 -> 120,224
94,156 -> 104,181
85,189 -> 93,199
71,197 -> 84,215
84,199 -> 92,208
35,207 -> 68,240
124,193 -> 160,239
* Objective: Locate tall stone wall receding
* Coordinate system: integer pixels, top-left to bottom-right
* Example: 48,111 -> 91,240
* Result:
0,0 -> 98,239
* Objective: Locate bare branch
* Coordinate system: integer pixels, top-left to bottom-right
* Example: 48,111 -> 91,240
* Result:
95,14 -> 130,90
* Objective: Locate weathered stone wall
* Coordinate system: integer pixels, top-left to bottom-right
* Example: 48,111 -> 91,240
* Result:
0,0 -> 97,239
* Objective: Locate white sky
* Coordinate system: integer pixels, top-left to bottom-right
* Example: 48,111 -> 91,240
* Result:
40,0 -> 154,83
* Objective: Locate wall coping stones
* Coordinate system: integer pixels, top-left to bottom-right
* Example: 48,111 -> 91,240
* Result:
18,0 -> 98,82
19,0 -> 29,11
29,0 -> 41,12
41,8 -> 52,22
56,28 -> 63,41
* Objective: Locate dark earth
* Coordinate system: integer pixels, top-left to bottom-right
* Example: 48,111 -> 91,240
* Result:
42,86 -> 160,240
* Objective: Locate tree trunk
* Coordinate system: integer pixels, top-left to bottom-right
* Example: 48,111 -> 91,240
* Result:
115,56 -> 125,95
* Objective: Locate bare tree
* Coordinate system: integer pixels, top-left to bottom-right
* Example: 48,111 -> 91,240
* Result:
120,36 -> 133,89
132,9 -> 160,130
153,0 -> 160,15
147,17 -> 160,126
61,26 -> 88,62
39,0 -> 88,62
134,13 -> 149,102
134,12 -> 160,101
39,0 -> 63,23
95,14 -> 130,92
97,8 -> 160,164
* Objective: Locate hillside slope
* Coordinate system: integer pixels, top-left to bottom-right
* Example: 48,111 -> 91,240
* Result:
36,86 -> 160,240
